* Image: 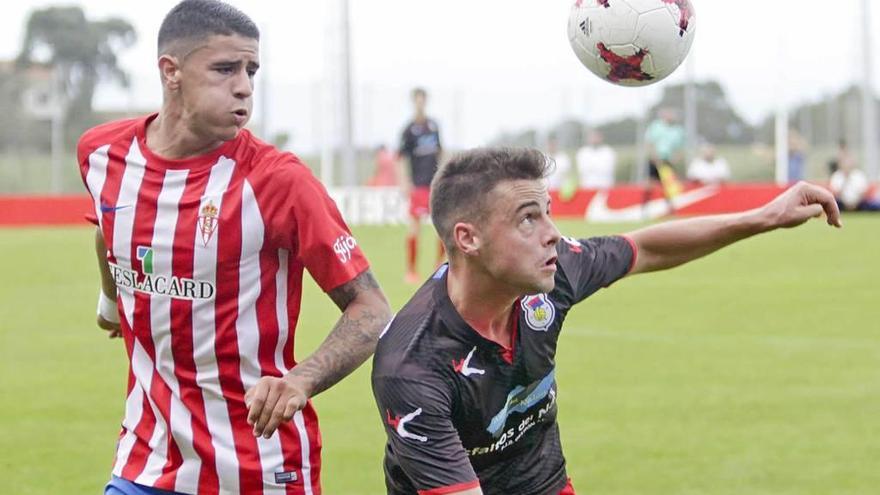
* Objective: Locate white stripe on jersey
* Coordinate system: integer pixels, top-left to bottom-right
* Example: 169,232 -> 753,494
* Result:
113,137 -> 147,329
85,145 -> 111,229
190,157 -> 240,493
294,410 -> 314,495
274,251 -> 290,376
130,340 -> 171,487
149,168 -> 202,494
112,380 -> 146,478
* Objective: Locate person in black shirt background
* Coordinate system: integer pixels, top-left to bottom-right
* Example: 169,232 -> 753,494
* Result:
398,87 -> 444,283
372,147 -> 841,495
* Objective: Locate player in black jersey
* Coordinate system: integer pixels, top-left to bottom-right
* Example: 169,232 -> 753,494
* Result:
398,87 -> 444,283
372,148 -> 841,495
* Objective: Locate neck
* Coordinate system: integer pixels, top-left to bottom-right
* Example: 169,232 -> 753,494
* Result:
446,259 -> 520,346
147,103 -> 226,159
414,112 -> 427,123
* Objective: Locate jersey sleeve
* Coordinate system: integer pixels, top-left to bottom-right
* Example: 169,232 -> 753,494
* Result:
398,125 -> 413,158
281,162 -> 370,292
373,375 -> 480,494
556,235 -> 636,304
76,132 -> 101,226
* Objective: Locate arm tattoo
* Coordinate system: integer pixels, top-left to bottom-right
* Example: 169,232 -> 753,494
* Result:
327,270 -> 381,311
289,269 -> 390,397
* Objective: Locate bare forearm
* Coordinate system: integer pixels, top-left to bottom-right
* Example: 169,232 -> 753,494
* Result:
285,270 -> 391,397
286,300 -> 388,397
628,209 -> 769,274
95,228 -> 117,298
628,182 -> 841,275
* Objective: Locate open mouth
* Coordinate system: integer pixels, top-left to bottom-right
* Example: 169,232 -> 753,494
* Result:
233,109 -> 248,118
544,256 -> 558,267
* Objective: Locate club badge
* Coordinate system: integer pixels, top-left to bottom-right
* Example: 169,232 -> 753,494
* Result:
521,294 -> 555,331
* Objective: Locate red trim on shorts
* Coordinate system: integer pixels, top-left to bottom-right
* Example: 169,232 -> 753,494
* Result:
620,234 -> 639,274
418,479 -> 481,495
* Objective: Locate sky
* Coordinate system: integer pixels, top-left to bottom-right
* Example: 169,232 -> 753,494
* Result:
2,0 -> 878,152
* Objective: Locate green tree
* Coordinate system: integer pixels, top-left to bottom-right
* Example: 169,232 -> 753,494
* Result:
16,6 -> 136,144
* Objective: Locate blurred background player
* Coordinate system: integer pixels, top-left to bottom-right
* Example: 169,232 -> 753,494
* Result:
687,143 -> 730,185
644,108 -> 686,213
575,129 -> 616,190
398,87 -> 444,283
545,133 -> 573,194
368,144 -> 399,187
787,128 -> 808,183
829,151 -> 880,212
81,1 -> 391,493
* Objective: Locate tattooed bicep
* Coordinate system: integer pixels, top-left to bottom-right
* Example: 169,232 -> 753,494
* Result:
328,269 -> 381,311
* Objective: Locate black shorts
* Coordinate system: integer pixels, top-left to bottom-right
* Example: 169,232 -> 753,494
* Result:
648,160 -> 662,181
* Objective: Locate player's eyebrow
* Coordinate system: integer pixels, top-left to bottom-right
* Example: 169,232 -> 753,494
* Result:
515,200 -> 541,214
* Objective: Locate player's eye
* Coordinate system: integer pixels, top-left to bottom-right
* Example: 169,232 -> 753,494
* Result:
215,66 -> 235,75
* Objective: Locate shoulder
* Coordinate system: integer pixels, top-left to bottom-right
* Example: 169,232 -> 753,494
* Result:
77,116 -> 142,160
237,132 -> 319,188
373,283 -> 450,382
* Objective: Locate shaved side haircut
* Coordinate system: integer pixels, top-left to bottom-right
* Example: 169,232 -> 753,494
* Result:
158,0 -> 259,56
430,148 -> 553,252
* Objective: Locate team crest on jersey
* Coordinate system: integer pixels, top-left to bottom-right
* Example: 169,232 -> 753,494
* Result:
521,294 -> 555,331
198,200 -> 220,247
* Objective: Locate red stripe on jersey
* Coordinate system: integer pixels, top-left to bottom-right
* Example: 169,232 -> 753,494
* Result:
120,162 -> 161,483
254,250 -> 307,494
418,479 -> 481,495
283,259 -> 306,371
211,170 -> 264,493
130,164 -> 183,490
97,140 -> 130,263
120,389 -> 157,481
302,405 -> 323,492
168,171 -> 220,494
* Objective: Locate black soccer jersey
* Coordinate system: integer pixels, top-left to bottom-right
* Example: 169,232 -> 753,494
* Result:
399,119 -> 442,187
372,235 -> 636,495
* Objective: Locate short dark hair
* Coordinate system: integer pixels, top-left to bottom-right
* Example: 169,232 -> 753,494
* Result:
412,87 -> 427,99
430,148 -> 552,251
158,0 -> 259,55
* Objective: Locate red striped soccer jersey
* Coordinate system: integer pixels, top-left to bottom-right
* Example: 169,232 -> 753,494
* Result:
78,114 -> 369,495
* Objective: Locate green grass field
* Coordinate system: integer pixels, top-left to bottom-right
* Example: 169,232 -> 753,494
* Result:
1,217 -> 878,494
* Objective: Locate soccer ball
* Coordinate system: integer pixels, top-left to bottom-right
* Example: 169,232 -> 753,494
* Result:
568,0 -> 696,87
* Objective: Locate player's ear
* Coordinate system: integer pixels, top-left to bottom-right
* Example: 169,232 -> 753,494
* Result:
453,222 -> 480,255
158,54 -> 182,91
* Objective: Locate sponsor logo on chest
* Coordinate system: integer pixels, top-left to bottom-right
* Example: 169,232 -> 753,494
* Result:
109,246 -> 216,300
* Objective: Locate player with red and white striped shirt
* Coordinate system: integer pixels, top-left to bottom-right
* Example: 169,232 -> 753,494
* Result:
79,2 -> 391,494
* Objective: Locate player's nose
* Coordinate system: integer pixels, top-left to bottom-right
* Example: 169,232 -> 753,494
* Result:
544,219 -> 562,247
233,70 -> 253,99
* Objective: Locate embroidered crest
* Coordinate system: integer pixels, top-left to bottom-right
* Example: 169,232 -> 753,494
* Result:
198,200 -> 219,247
521,294 -> 556,331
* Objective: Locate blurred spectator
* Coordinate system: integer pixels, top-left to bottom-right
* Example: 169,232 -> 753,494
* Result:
644,108 -> 686,211
829,156 -> 880,211
367,144 -> 399,186
687,144 -> 730,185
787,128 -> 807,182
545,133 -> 573,192
576,129 -> 616,189
827,138 -> 854,176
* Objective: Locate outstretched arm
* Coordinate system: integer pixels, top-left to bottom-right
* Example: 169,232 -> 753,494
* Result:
246,269 -> 391,438
627,181 -> 842,275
